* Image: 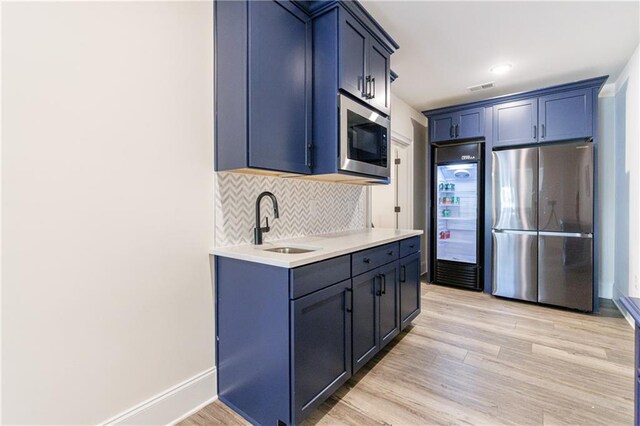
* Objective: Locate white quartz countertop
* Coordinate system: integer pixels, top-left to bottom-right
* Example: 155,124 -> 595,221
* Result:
210,228 -> 423,268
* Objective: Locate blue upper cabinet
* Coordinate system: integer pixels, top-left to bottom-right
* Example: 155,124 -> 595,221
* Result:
458,107 -> 485,139
492,98 -> 538,147
430,113 -> 456,142
215,1 -> 311,175
538,88 -> 593,143
311,2 -> 398,177
339,13 -> 368,101
493,89 -> 594,148
430,107 -> 485,143
216,0 -> 398,180
338,9 -> 391,116
424,77 -> 606,148
368,39 -> 391,115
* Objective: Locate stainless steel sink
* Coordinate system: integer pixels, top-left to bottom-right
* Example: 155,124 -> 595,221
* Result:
262,247 -> 317,254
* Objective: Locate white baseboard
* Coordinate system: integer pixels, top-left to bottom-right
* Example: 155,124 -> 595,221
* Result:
599,280 -> 614,299
102,367 -> 217,426
612,285 -> 634,328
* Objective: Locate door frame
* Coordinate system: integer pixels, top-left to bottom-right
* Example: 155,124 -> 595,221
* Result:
366,130 -> 414,229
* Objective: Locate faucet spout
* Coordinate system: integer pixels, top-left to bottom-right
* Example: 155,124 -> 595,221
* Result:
254,191 -> 279,245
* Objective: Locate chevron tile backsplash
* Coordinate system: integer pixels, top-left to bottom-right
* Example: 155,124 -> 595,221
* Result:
214,172 -> 367,246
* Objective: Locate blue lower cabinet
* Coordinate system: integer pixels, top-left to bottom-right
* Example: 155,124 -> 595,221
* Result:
378,262 -> 400,348
352,268 -> 380,373
216,257 -> 291,425
216,237 -> 421,425
352,259 -> 403,373
291,280 -> 352,423
400,251 -> 421,329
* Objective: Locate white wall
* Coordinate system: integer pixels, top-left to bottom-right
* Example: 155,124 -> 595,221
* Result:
391,92 -> 429,239
390,93 -> 428,139
612,43 -> 640,302
371,94 -> 427,231
598,92 -> 615,299
1,2 -> 215,424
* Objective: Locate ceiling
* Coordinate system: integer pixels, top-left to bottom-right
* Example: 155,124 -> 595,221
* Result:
361,1 -> 640,112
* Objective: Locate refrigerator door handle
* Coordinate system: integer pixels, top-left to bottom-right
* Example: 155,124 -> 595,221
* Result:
492,229 -> 538,235
538,231 -> 593,238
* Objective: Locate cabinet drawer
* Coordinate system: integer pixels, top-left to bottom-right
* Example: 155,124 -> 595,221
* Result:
290,255 -> 351,299
352,242 -> 399,276
400,236 -> 420,258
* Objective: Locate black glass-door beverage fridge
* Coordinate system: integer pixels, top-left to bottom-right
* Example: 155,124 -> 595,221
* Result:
430,142 -> 484,290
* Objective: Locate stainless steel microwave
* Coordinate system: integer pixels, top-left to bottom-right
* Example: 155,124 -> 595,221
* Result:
339,94 -> 391,179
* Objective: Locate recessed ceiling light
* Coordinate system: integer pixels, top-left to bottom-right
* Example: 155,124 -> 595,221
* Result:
490,63 -> 513,74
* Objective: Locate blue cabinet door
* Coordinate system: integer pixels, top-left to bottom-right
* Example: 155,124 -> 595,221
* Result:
339,11 -> 368,101
493,98 -> 538,147
378,261 -> 400,349
431,113 -> 456,142
457,107 -> 485,139
400,252 -> 421,330
248,1 -> 311,174
539,88 -> 593,143
368,38 -> 390,115
291,279 -> 352,423
352,268 -> 380,374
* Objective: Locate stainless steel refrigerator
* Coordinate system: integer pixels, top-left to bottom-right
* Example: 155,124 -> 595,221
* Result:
491,141 -> 594,311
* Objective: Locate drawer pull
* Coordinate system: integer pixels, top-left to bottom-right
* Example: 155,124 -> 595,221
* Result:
363,258 -> 370,264
387,251 -> 393,256
409,244 -> 415,249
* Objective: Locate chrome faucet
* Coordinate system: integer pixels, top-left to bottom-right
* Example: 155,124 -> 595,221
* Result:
254,191 -> 279,245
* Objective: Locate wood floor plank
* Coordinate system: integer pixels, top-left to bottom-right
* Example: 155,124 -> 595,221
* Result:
181,283 -> 634,425
532,343 -> 634,378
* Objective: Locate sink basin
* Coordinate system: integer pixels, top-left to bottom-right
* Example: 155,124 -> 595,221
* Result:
263,247 -> 317,254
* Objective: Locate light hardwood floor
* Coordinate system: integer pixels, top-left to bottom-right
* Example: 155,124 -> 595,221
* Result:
180,283 -> 634,425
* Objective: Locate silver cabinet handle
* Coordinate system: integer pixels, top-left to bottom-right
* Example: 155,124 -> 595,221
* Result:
361,75 -> 369,98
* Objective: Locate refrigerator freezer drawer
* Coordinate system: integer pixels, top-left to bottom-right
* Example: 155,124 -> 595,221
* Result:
538,234 -> 593,311
492,230 -> 537,302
